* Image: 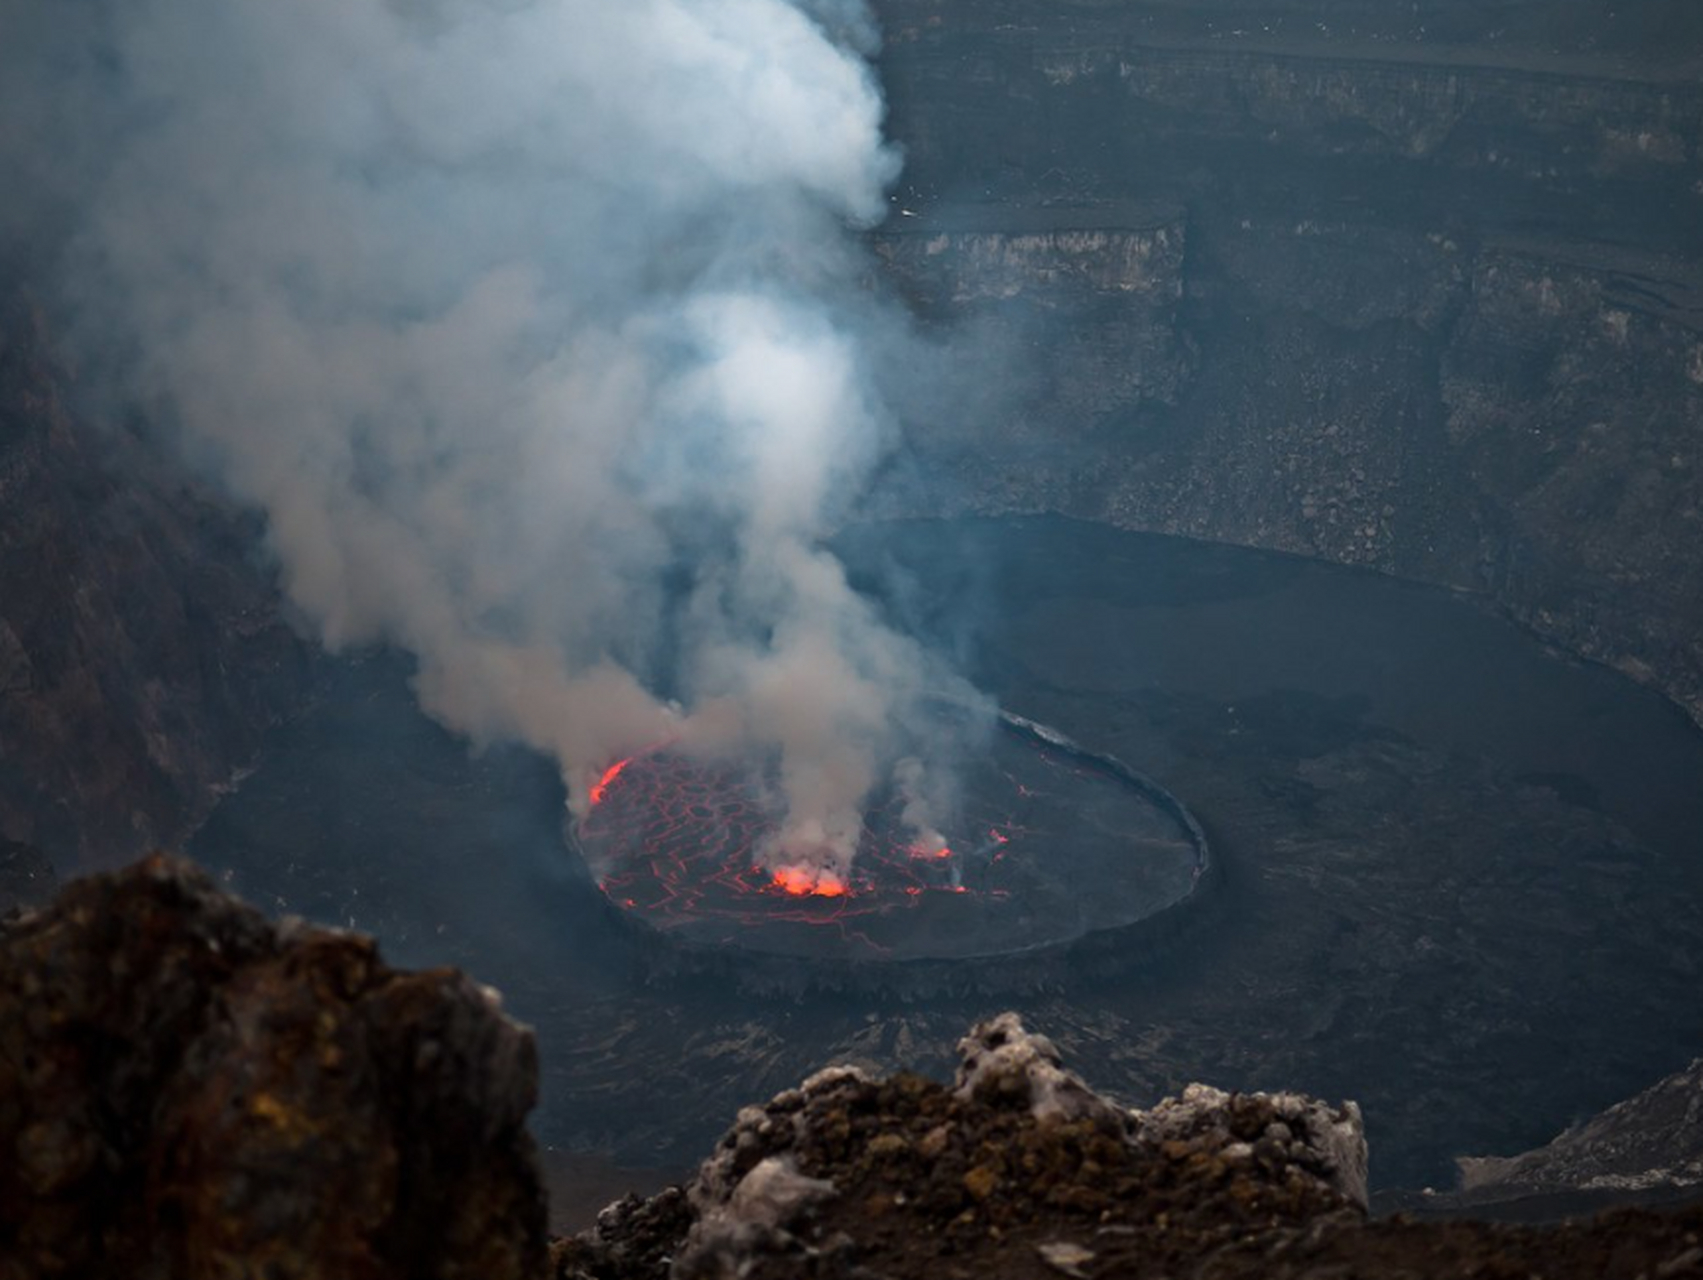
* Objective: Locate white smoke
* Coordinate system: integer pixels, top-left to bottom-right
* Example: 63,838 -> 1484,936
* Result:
3,0 -> 981,885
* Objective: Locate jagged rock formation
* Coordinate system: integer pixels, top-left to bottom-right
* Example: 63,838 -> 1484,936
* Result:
0,293 -> 309,870
6,862 -> 1702,1279
869,0 -> 1703,727
1399,1057 -> 1703,1220
0,855 -> 547,1279
555,1011 -> 1703,1280
557,1011 -> 1369,1279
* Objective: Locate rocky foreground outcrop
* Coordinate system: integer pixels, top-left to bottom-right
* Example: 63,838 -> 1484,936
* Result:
558,1016 -> 1703,1280
556,1013 -> 1368,1280
0,855 -> 546,1279
5,858 -> 1703,1279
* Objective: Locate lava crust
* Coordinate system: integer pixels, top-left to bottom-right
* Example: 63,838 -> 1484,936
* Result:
569,711 -> 1210,976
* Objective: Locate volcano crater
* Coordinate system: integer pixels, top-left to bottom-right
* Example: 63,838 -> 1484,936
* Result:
568,708 -> 1211,981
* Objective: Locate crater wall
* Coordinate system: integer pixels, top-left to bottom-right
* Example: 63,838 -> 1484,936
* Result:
870,0 -> 1703,724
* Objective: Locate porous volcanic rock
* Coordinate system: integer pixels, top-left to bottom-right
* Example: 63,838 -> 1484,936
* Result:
1404,1057 -> 1703,1221
554,1013 -> 1703,1280
0,854 -> 547,1280
555,1012 -> 1366,1280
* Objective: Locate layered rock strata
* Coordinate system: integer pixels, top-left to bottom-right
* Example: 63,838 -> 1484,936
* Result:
868,0 -> 1703,726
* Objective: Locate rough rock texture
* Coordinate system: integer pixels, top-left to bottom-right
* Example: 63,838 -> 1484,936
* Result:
957,1013 -> 1369,1208
555,1012 -> 1366,1280
1412,1058 -> 1703,1219
0,854 -> 547,1280
954,1012 -> 1127,1126
869,0 -> 1703,727
0,293 -> 309,870
875,208 -> 1193,425
553,1012 -> 1703,1279
1134,1084 -> 1368,1212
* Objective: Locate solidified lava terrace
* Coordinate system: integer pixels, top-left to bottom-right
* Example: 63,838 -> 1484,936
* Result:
571,710 -> 1210,965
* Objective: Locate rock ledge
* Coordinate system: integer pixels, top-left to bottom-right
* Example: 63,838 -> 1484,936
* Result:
0,854 -> 547,1279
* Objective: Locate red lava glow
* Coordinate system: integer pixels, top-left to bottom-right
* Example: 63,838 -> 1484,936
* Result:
573,726 -> 1209,963
589,758 -> 634,807
908,842 -> 954,861
574,745 -> 1030,953
771,867 -> 847,898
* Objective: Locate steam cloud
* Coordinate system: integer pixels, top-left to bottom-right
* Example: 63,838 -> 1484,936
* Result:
4,0 -> 981,886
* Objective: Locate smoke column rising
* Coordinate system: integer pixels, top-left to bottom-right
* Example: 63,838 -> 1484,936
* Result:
4,0 -> 978,888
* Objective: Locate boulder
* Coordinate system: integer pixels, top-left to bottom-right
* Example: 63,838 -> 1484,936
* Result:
0,854 -> 546,1279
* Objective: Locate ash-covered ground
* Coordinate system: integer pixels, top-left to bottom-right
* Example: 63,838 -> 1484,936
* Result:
190,516 -> 1703,1202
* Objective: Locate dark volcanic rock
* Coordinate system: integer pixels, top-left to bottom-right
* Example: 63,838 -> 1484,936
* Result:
558,1012 -> 1366,1280
0,837 -> 55,914
1411,1057 -> 1703,1220
868,0 -> 1703,729
0,854 -> 547,1280
557,1013 -> 1703,1280
0,292 -> 309,870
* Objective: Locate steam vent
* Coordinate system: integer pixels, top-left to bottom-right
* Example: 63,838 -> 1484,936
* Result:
569,708 -> 1211,988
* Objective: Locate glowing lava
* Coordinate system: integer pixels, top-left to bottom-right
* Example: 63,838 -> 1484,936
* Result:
772,867 -> 848,898
908,843 -> 954,861
574,745 -> 998,941
589,757 -> 634,807
570,710 -> 1212,964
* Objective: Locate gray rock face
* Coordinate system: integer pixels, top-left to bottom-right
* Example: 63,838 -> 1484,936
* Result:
869,0 -> 1703,728
1452,1059 -> 1703,1207
954,1013 -> 1369,1209
953,1011 -> 1128,1126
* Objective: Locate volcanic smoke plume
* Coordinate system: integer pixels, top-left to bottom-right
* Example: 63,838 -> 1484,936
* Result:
2,0 -> 981,885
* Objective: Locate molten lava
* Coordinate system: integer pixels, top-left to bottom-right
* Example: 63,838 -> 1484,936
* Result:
575,745 -> 1012,949
570,713 -> 1211,964
589,757 -> 634,807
